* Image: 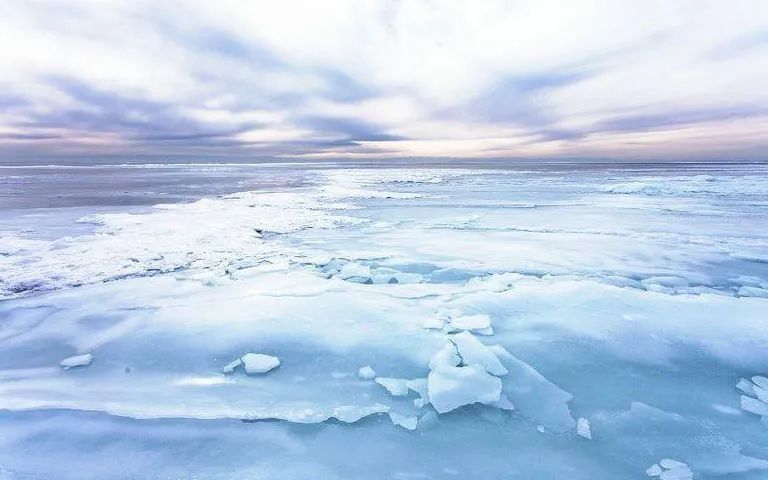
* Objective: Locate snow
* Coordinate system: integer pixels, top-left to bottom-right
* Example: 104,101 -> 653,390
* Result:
240,353 -> 280,375
60,353 -> 93,369
358,365 -> 376,379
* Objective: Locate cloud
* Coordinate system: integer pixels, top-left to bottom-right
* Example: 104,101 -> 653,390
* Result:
0,0 -> 766,161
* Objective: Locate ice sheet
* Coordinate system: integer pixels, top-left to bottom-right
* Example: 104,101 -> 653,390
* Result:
2,163 -> 768,479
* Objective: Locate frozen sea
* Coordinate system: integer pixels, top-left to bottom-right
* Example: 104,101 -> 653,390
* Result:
1,160 -> 768,479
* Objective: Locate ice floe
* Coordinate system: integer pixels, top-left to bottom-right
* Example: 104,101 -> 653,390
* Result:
358,365 -> 376,380
389,412 -> 418,431
646,459 -> 693,480
241,353 -> 280,375
576,417 -> 592,439
427,364 -> 502,414
445,313 -> 493,335
2,165 -> 768,478
221,358 -> 243,374
60,353 -> 93,369
738,376 -> 768,418
375,377 -> 410,396
498,350 -> 575,432
449,331 -> 508,376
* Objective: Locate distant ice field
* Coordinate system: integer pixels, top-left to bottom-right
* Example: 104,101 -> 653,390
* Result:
1,161 -> 767,479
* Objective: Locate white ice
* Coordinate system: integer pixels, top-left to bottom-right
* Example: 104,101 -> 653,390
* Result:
375,377 -> 410,396
60,353 -> 93,369
389,412 -> 418,431
427,364 -> 502,413
2,165 -> 768,479
449,331 -> 508,376
240,353 -> 280,375
358,365 -> 376,379
576,417 -> 592,439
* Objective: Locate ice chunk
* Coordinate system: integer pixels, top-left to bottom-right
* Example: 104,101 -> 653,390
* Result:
221,358 -> 242,374
450,331 -> 508,376
647,464 -> 662,476
240,353 -> 280,374
752,384 -> 768,403
375,377 -> 410,396
490,394 -> 516,411
407,378 -> 429,398
428,343 -> 461,369
741,395 -> 768,416
390,272 -> 422,284
474,327 -> 495,336
500,351 -> 575,432
645,459 -> 693,480
487,344 -> 513,359
173,376 -> 230,387
332,404 -> 390,423
738,286 -> 768,298
752,375 -> 768,390
427,364 -> 502,414
408,379 -> 430,408
736,377 -> 755,396
418,410 -> 440,429
448,314 -> 491,332
451,314 -> 491,330
336,263 -> 371,280
576,417 -> 592,439
60,354 -> 93,369
389,412 -> 418,431
345,276 -> 372,284
358,365 -> 376,379
370,273 -> 393,284
641,276 -> 689,289
712,404 -> 741,415
660,459 -> 687,469
660,466 -> 693,480
422,316 -> 445,330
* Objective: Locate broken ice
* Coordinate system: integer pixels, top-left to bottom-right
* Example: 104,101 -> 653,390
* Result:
60,354 -> 93,369
240,353 -> 280,375
2,164 -> 768,479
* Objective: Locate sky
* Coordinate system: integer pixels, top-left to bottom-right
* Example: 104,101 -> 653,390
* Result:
1,0 -> 767,162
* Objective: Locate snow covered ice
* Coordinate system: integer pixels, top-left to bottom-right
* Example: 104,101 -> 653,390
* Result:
2,162 -> 768,479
